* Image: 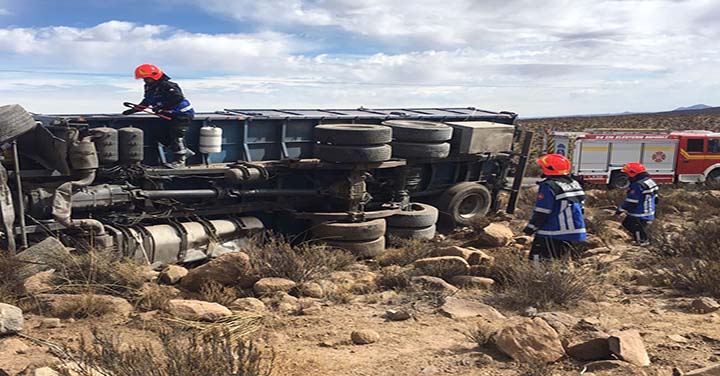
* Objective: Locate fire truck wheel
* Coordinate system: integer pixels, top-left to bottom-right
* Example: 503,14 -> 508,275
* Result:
311,219 -> 386,242
314,144 -> 392,163
386,203 -> 439,228
386,224 -> 436,240
608,171 -> 630,190
381,120 -> 453,142
326,236 -> 385,258
0,104 -> 37,144
314,124 -> 392,145
706,169 -> 720,186
391,142 -> 451,159
437,182 -> 492,227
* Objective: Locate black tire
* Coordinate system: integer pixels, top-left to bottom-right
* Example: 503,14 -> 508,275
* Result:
386,203 -> 439,228
705,169 -> 720,186
315,144 -> 392,163
0,104 -> 37,143
312,219 -> 386,241
387,225 -> 436,240
608,171 -> 630,190
381,120 -> 453,142
437,182 -> 492,227
391,142 -> 450,159
314,124 -> 392,145
327,237 -> 385,258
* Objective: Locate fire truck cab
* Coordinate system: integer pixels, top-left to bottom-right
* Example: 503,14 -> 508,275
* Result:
543,129 -> 720,189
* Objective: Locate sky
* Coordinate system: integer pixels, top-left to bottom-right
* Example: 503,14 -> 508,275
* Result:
0,0 -> 718,117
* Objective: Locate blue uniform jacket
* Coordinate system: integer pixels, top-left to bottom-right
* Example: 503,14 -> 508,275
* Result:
527,176 -> 587,241
620,174 -> 658,220
140,74 -> 195,117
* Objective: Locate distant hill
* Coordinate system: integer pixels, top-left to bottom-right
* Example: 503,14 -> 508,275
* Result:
673,104 -> 712,111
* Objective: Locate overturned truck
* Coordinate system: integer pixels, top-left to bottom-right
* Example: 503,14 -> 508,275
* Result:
0,104 -> 532,264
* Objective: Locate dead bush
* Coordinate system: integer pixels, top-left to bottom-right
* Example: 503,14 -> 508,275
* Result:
464,320 -> 499,348
376,266 -> 414,290
659,220 -> 720,261
491,253 -> 600,309
50,250 -> 147,299
199,281 -> 238,306
58,294 -> 116,319
134,284 -> 174,312
242,232 -> 354,283
60,329 -> 274,376
0,252 -> 25,305
665,260 -> 720,298
377,237 -> 435,267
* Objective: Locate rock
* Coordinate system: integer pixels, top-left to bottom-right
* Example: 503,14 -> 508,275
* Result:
466,250 -> 495,266
494,317 -> 565,364
298,298 -> 321,315
535,311 -> 581,335
39,318 -> 61,329
420,366 -> 440,375
253,278 -> 297,296
523,307 -> 538,317
432,246 -> 474,260
668,334 -> 689,343
692,298 -> 720,314
439,297 -> 505,320
584,360 -> 630,372
476,223 -> 514,247
351,329 -> 380,345
179,252 -> 255,291
23,270 -> 55,295
297,282 -> 325,298
15,237 -> 71,279
413,256 -> 469,278
684,363 -> 720,375
385,309 -> 411,321
229,297 -> 266,312
450,275 -> 495,289
0,337 -> 29,354
32,367 -> 60,376
36,294 -> 133,318
468,264 -> 492,277
0,303 -> 24,334
608,329 -> 651,366
410,276 -> 459,294
276,302 -> 298,314
158,265 -> 188,285
262,291 -> 298,305
566,337 -> 611,361
579,317 -> 602,330
165,299 -> 232,321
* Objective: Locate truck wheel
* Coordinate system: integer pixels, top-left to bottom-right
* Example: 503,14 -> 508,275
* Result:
387,224 -> 436,240
314,124 -> 392,145
315,144 -> 392,163
311,219 -> 386,241
391,142 -> 451,159
381,120 -> 453,142
437,182 -> 492,227
608,171 -> 630,190
386,203 -> 439,228
706,169 -> 720,186
0,104 -> 37,143
327,236 -> 385,258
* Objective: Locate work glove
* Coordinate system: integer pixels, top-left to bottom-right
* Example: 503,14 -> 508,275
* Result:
522,225 -> 536,235
153,107 -> 168,114
122,109 -> 138,115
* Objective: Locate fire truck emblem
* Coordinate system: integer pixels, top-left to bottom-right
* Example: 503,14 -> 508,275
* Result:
651,151 -> 666,163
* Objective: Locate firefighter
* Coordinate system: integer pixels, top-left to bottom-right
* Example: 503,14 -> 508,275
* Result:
122,64 -> 195,168
615,162 -> 658,246
523,154 -> 587,260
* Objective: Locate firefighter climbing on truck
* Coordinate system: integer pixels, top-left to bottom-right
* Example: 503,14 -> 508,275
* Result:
122,64 -> 195,168
615,162 -> 658,246
523,153 -> 588,260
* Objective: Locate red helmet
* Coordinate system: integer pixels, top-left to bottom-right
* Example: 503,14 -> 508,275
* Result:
134,64 -> 163,80
536,154 -> 571,176
622,162 -> 646,178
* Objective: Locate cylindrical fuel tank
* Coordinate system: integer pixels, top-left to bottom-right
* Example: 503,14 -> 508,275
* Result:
118,127 -> 144,163
69,139 -> 99,170
92,127 -> 119,165
199,126 -> 222,154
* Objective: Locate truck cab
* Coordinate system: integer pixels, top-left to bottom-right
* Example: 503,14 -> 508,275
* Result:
674,131 -> 720,183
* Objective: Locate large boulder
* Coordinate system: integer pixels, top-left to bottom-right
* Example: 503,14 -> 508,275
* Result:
180,252 -> 255,291
566,336 -> 611,361
494,317 -> 566,364
230,297 -> 266,312
412,256 -> 469,278
158,265 -> 188,285
16,237 -> 70,279
439,297 -> 505,320
692,298 -> 720,314
35,294 -> 133,318
0,303 -> 24,334
608,329 -> 650,366
253,278 -> 297,296
23,270 -> 55,295
476,223 -> 514,247
535,311 -> 581,335
165,299 -> 232,321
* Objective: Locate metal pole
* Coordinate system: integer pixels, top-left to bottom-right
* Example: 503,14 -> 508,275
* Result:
506,130 -> 534,214
12,141 -> 28,249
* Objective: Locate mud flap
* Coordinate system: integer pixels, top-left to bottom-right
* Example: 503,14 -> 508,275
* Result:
0,163 -> 16,253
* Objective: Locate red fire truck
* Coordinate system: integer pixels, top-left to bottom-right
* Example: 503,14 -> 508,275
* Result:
543,129 -> 720,188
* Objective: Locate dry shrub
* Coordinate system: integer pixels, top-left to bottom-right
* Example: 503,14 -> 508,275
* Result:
464,320 -> 499,348
376,266 -> 414,290
491,253 -> 600,309
0,253 -> 25,305
50,250 -> 147,299
200,281 -> 238,306
61,329 -> 274,376
378,237 -> 435,267
666,260 -> 720,298
56,294 -> 116,319
242,232 -> 354,283
134,284 -> 174,311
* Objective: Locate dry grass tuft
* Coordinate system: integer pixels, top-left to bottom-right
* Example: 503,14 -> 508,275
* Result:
464,320 -> 500,348
57,294 -> 117,319
376,266 -> 414,290
0,252 -> 26,306
50,250 -> 147,299
377,237 -> 436,267
60,328 -> 273,376
199,281 -> 238,307
242,232 -> 354,283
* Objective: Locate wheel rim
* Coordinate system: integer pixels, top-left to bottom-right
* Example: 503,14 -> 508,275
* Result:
613,175 -> 630,189
458,194 -> 484,219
